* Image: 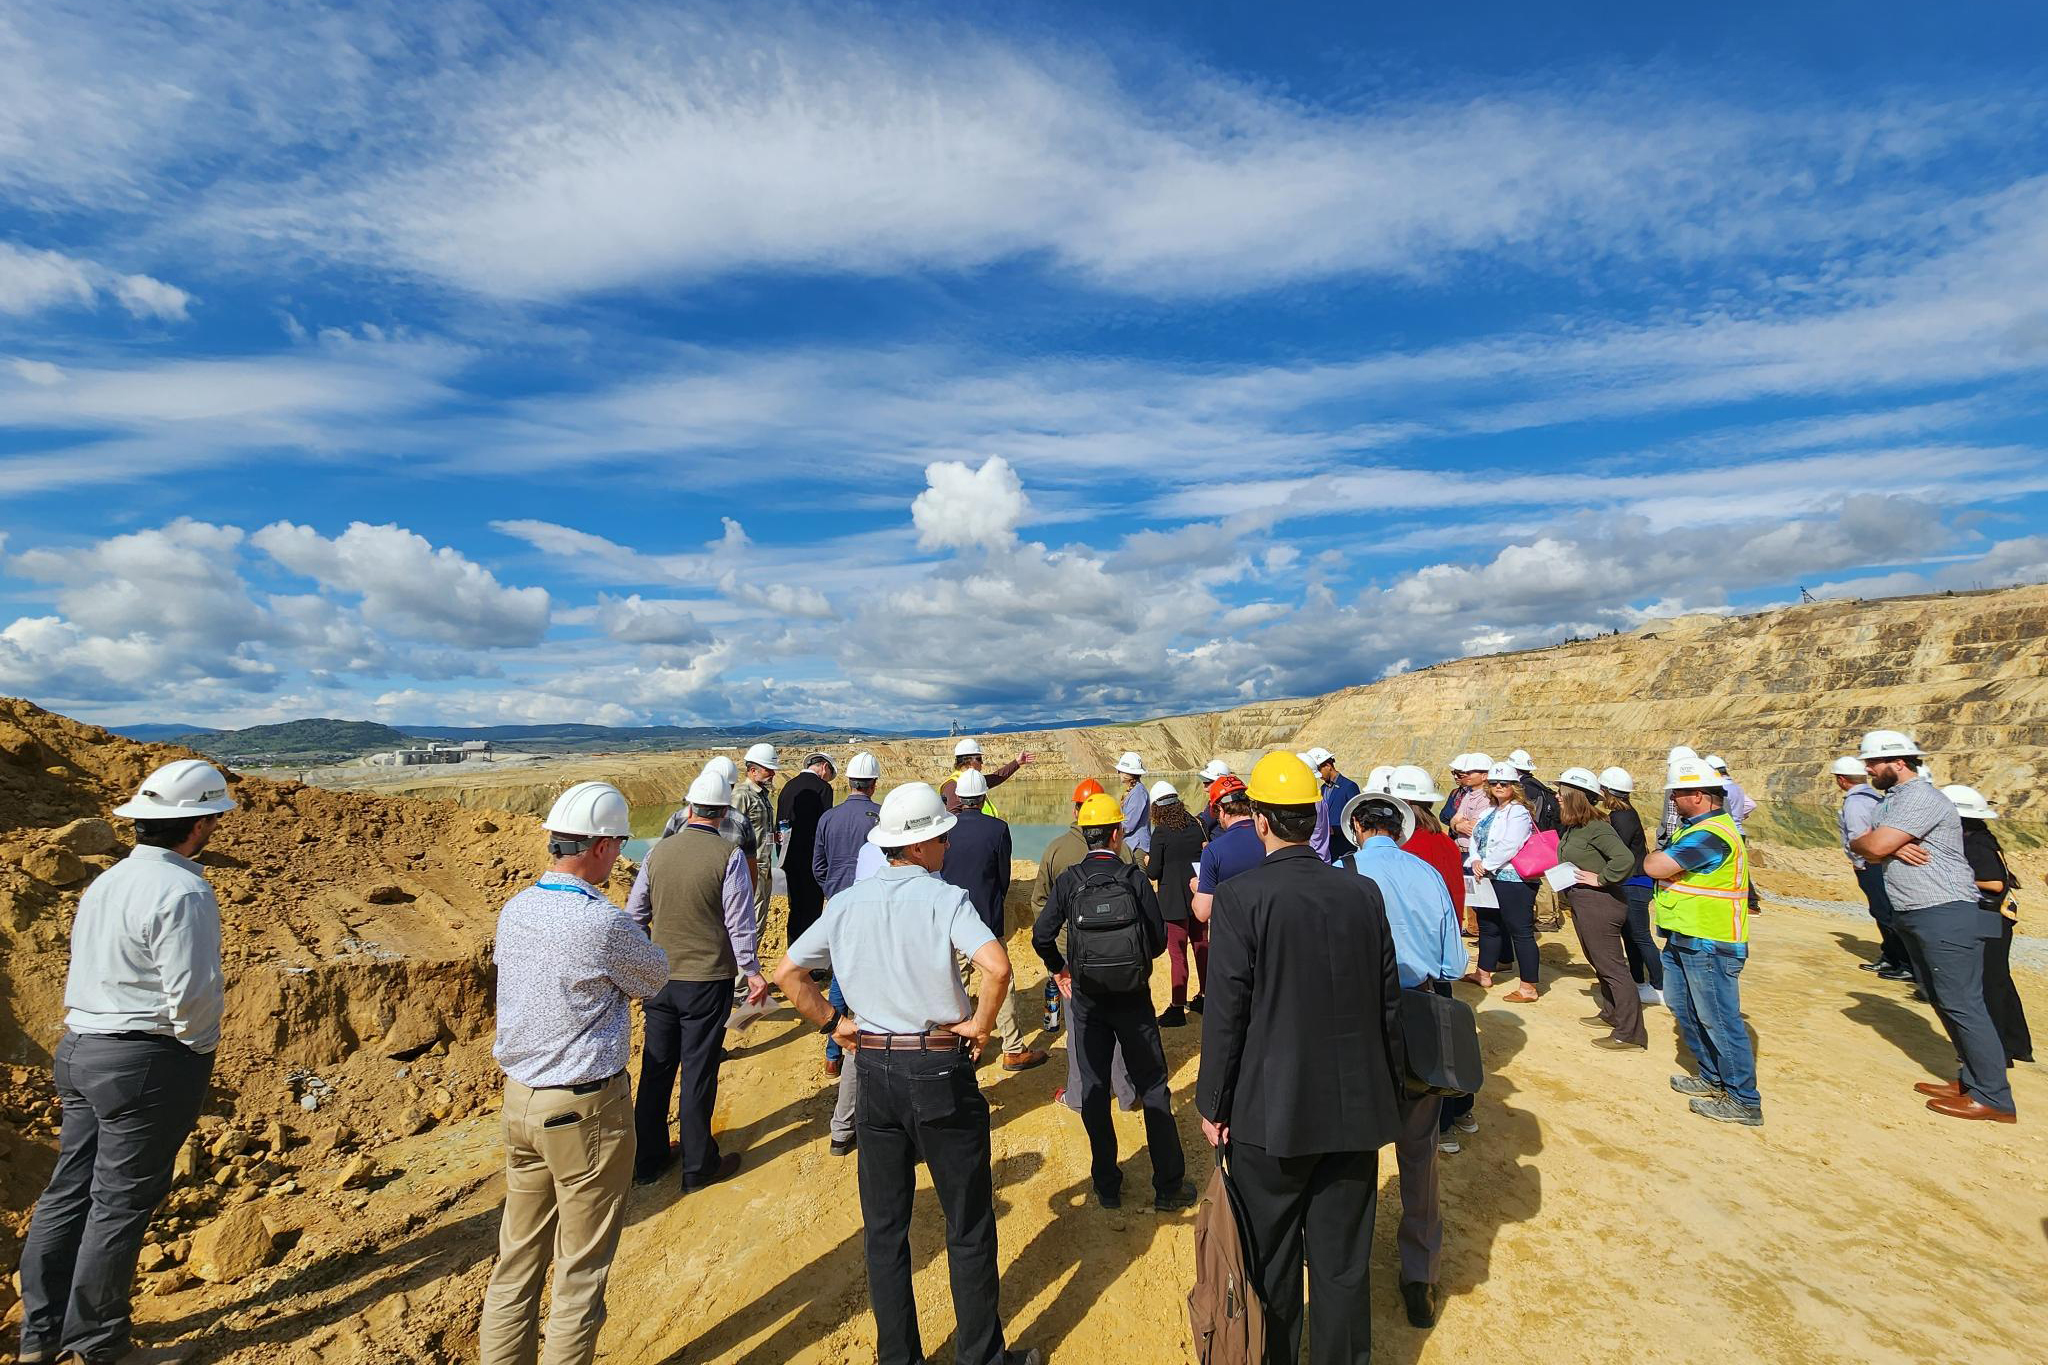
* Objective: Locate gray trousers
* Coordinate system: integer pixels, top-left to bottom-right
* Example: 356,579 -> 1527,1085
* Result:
1062,1029 -> 1136,1112
1896,899 -> 2015,1114
1394,1091 -> 1444,1285
19,1032 -> 213,1361
831,1052 -> 860,1144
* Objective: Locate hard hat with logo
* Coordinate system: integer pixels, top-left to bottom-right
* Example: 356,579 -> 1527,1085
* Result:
1208,774 -> 1248,806
1301,746 -> 1334,768
1556,766 -> 1603,796
1199,758 -> 1231,783
1248,751 -> 1319,805
1387,764 -> 1444,803
1705,755 -> 1730,773
1509,749 -> 1534,771
1363,764 -> 1395,795
1149,780 -> 1181,805
1667,745 -> 1699,765
1598,766 -> 1635,794
953,737 -> 982,758
955,768 -> 990,799
845,751 -> 882,781
1858,730 -> 1922,761
1829,756 -> 1868,778
743,742 -> 779,771
1072,777 -> 1105,803
687,768 -> 734,807
1485,761 -> 1522,783
1076,792 -> 1125,828
113,759 -> 237,820
1339,790 -> 1416,847
1942,784 -> 1997,820
1115,751 -> 1146,777
543,780 -> 632,837
869,782 -> 957,847
1666,756 -> 1725,791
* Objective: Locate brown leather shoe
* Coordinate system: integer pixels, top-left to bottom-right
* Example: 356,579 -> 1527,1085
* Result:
823,1057 -> 843,1078
1001,1047 -> 1049,1071
1913,1079 -> 1964,1099
1926,1094 -> 2016,1123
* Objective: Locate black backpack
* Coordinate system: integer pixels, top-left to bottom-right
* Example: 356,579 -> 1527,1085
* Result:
1067,862 -> 1150,995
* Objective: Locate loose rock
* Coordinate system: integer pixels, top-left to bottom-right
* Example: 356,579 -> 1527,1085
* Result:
187,1205 -> 276,1283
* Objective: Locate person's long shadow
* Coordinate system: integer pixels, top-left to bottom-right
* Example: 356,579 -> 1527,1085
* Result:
1000,1165 -> 1189,1353
654,1151 -> 1044,1364
1844,990 -> 1953,1076
1831,929 -> 1881,965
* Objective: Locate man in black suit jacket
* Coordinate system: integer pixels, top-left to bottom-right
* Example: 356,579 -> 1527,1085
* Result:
944,770 -> 1046,1070
776,754 -> 836,944
1197,752 -> 1404,1365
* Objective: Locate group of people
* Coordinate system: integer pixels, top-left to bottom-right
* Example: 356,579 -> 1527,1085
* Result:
9,722 -> 2031,1365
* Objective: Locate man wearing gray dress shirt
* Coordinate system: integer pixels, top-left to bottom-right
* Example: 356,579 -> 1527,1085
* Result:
17,760 -> 235,1365
481,781 -> 669,1365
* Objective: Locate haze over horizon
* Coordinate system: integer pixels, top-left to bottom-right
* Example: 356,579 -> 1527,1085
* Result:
5,1 -> 2048,732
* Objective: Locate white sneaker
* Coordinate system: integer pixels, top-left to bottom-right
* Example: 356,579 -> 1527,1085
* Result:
1454,1112 -> 1478,1134
1638,984 -> 1664,1007
1437,1134 -> 1461,1154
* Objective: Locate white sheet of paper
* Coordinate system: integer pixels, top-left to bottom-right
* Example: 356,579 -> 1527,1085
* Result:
1465,875 -> 1499,908
1543,862 -> 1581,893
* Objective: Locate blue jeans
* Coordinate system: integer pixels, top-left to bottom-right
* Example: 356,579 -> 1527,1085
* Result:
824,978 -> 848,1062
1855,863 -> 1911,970
1662,933 -> 1760,1109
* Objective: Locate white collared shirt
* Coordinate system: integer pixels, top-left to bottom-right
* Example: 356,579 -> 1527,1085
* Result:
64,844 -> 225,1052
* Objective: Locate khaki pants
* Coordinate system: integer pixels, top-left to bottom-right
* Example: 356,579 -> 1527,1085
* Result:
479,1072 -> 635,1365
959,956 -> 1024,1055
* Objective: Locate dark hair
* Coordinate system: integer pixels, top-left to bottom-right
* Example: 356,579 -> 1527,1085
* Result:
1899,756 -> 1924,772
1558,787 -> 1601,830
1152,798 -> 1194,833
1082,824 -> 1119,850
134,815 -> 206,849
1408,802 -> 1443,835
1598,789 -> 1635,818
1217,791 -> 1252,817
849,778 -> 876,793
1348,800 -> 1404,841
1255,802 -> 1317,843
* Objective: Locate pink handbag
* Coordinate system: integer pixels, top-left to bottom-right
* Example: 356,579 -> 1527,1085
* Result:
1509,829 -> 1560,879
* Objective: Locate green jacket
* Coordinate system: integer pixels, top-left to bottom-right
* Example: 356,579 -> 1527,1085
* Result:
1558,818 -> 1636,888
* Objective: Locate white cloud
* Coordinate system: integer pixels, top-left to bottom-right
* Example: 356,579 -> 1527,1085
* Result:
0,241 -> 189,321
251,521 -> 550,648
588,594 -> 709,646
7,357 -> 63,386
911,456 -> 1030,551
111,272 -> 192,321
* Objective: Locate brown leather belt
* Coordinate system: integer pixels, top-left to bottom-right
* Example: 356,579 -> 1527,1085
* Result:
853,1031 -> 967,1052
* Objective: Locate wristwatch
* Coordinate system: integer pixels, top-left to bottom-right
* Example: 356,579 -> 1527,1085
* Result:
820,1005 -> 845,1036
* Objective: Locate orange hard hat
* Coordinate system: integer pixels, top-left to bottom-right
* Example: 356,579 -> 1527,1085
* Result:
1072,778 -> 1106,804
1207,774 -> 1247,806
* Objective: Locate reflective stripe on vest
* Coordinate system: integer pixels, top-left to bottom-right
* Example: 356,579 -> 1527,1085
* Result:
1652,811 -> 1751,943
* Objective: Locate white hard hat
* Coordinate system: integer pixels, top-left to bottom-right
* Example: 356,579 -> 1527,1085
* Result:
1598,766 -> 1635,794
544,781 -> 631,838
869,781 -> 957,848
743,742 -> 779,770
1467,752 -> 1495,774
1486,761 -> 1522,783
1115,751 -> 1146,776
1446,753 -> 1471,773
1667,745 -> 1698,764
1387,764 -> 1444,803
845,751 -> 881,781
1556,766 -> 1603,795
1830,756 -> 1868,778
953,737 -> 982,758
954,768 -> 990,799
1303,747 -> 1334,768
1509,749 -> 1534,771
1704,755 -> 1729,773
1339,790 -> 1416,847
1363,765 -> 1395,795
1666,757 -> 1725,791
113,759 -> 237,820
706,755 -> 739,782
687,769 -> 734,807
1149,779 -> 1181,805
1942,783 -> 1997,820
1858,730 -> 1922,761
1200,758 -> 1231,783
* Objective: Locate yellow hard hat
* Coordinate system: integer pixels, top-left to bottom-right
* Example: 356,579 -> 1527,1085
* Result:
1076,792 -> 1125,828
1247,751 -> 1319,806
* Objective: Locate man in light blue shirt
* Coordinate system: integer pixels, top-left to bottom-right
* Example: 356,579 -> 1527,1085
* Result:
1339,794 -> 1468,1331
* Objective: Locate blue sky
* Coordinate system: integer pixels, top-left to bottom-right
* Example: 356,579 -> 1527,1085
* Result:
3,1 -> 2047,730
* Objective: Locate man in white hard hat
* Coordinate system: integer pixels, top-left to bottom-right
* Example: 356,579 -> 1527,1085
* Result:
17,760 -> 235,1365
940,736 -> 1034,815
777,752 -> 837,944
1850,731 -> 2016,1122
479,781 -> 668,1365
1311,748 -> 1362,862
1115,751 -> 1151,856
772,784 -> 1044,1365
812,752 -> 883,1077
629,768 -> 769,1189
735,743 -> 780,936
1197,759 -> 1231,838
1509,749 -> 1561,833
1443,754 -> 1492,856
1643,756 -> 1762,1127
1833,756 -> 1910,978
944,768 -> 1047,1072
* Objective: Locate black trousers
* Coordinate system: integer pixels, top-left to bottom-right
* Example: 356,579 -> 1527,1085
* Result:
854,1045 -> 1007,1365
1070,988 -> 1185,1199
19,1033 -> 213,1361
1621,883 -> 1664,989
1230,1141 -> 1378,1365
1984,914 -> 2035,1065
634,978 -> 729,1186
785,869 -> 825,945
1478,880 -> 1540,983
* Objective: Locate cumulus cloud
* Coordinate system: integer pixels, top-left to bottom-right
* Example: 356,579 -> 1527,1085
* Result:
589,594 -> 709,646
912,456 -> 1030,551
252,521 -> 551,648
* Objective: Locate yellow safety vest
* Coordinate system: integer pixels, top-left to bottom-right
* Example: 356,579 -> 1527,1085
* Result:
945,767 -> 1000,818
1652,811 -> 1751,943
